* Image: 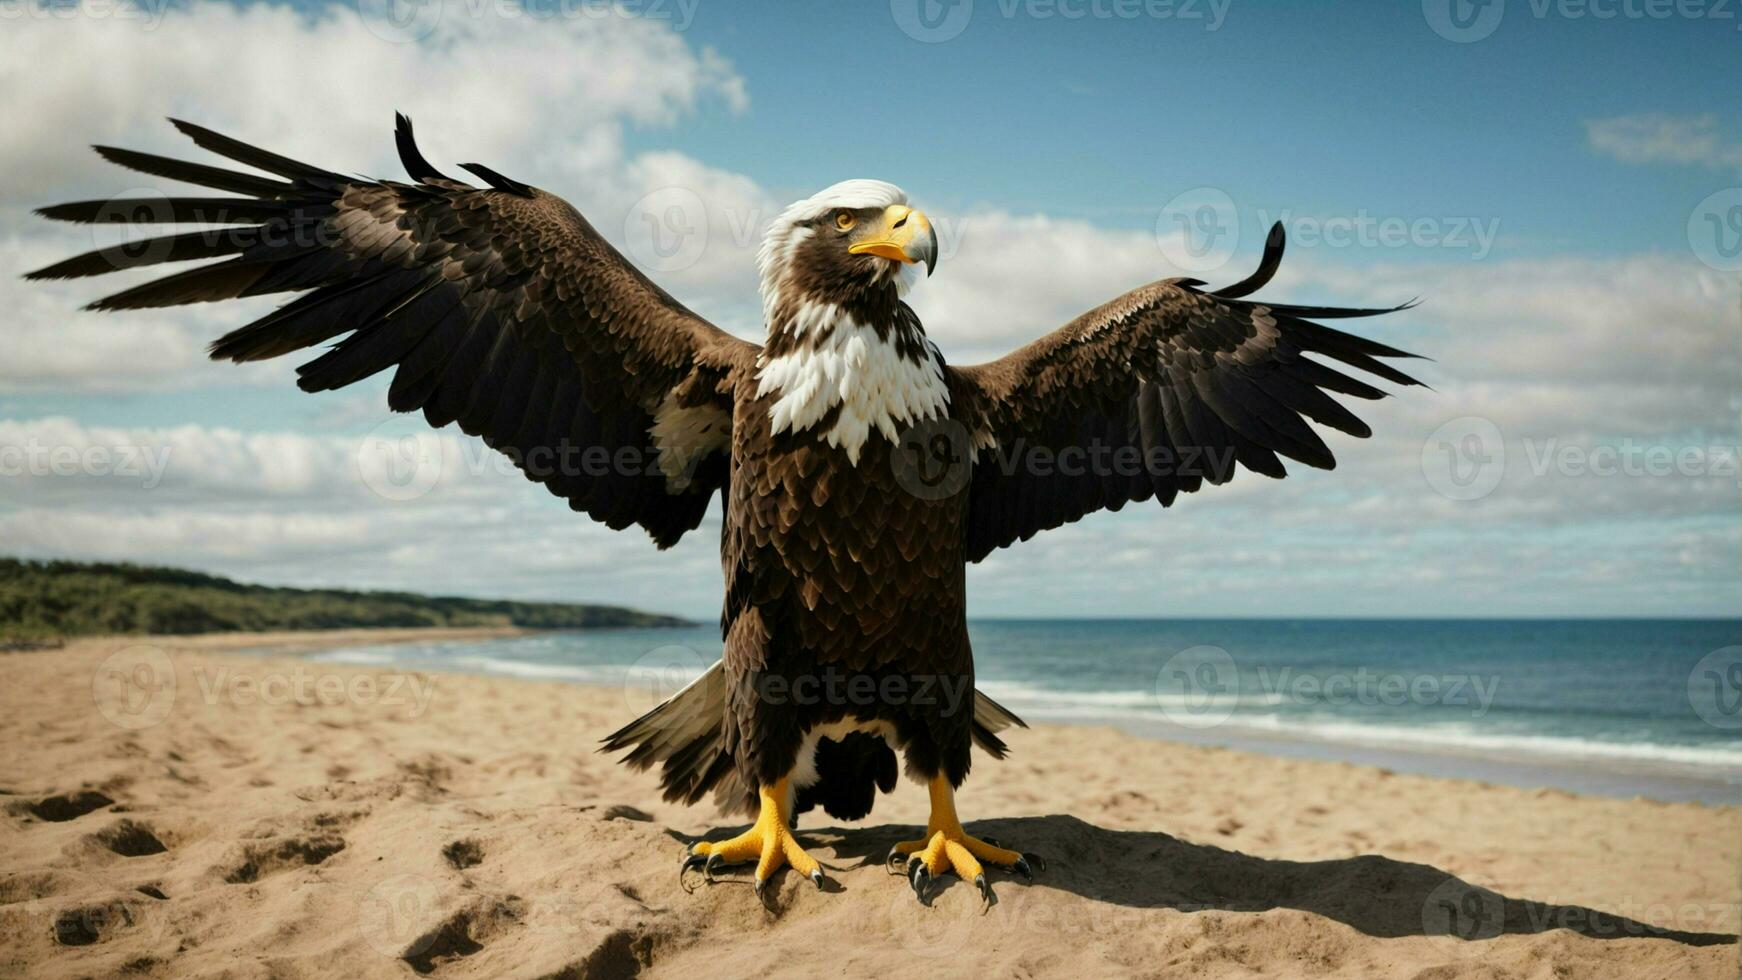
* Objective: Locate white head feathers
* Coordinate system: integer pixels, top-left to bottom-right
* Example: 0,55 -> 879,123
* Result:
756,179 -> 912,327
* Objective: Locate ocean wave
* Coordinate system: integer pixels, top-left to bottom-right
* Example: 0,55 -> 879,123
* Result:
308,648 -> 398,666
981,681 -> 1742,775
449,656 -> 625,683
1216,714 -> 1742,773
979,679 -> 1287,709
445,655 -> 708,689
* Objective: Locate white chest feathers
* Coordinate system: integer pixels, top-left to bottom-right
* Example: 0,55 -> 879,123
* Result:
754,313 -> 951,463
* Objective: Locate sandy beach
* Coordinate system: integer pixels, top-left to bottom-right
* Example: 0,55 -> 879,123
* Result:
1,630 -> 1735,979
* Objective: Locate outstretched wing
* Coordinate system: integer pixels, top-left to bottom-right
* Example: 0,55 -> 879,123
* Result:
29,115 -> 757,547
949,224 -> 1423,562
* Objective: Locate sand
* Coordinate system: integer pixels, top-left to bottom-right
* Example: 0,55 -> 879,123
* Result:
1,630 -> 1735,979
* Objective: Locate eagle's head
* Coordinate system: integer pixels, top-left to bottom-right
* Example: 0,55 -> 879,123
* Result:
756,179 -> 937,339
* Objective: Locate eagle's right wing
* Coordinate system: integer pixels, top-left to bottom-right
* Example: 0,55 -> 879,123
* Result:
29,115 -> 756,548
949,224 -> 1424,562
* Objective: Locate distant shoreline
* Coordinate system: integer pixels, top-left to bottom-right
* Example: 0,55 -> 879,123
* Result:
0,625 -> 522,657
0,557 -> 695,642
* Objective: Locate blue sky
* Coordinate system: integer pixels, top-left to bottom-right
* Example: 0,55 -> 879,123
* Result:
2,0 -> 1739,618
656,0 -> 1741,257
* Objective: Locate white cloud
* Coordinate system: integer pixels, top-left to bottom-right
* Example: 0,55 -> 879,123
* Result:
1,235 -> 297,392
1,0 -> 756,391
910,212 -> 1166,361
1584,113 -> 1742,170
0,0 -> 745,201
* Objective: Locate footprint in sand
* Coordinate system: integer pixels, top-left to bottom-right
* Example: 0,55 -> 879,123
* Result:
601,804 -> 653,822
53,900 -> 137,947
25,790 -> 115,823
92,820 -> 168,857
400,898 -> 524,976
222,834 -> 346,884
442,839 -> 484,870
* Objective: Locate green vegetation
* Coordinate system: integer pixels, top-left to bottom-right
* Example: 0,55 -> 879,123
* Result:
0,558 -> 691,642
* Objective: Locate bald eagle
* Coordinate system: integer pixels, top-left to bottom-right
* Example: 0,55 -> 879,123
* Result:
30,117 -> 1421,907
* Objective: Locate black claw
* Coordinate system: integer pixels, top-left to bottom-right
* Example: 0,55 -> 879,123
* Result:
680,851 -> 707,893
885,847 -> 908,875
810,869 -> 824,890
704,852 -> 728,882
753,875 -> 775,912
975,873 -> 992,912
1013,856 -> 1033,880
907,856 -> 932,905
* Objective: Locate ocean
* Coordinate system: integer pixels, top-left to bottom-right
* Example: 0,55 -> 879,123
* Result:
301,619 -> 1742,805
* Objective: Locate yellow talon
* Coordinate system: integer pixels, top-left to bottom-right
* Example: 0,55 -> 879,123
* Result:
893,775 -> 1037,905
683,777 -> 823,902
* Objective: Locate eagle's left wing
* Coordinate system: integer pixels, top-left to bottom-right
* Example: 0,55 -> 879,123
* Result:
28,116 -> 758,548
948,224 -> 1423,562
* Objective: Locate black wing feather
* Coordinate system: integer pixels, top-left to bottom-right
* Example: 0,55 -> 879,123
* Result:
32,116 -> 755,550
953,230 -> 1422,560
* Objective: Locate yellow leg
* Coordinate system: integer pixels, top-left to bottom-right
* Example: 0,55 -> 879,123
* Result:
682,777 -> 823,903
889,774 -> 1039,905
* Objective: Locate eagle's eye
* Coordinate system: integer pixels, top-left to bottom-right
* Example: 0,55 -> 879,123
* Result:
834,211 -> 855,232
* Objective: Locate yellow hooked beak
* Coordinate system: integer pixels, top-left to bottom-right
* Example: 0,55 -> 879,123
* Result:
848,204 -> 938,276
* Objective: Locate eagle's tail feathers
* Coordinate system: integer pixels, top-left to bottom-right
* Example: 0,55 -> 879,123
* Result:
969,688 -> 1027,760
599,660 -> 738,811
602,666 -> 1029,814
